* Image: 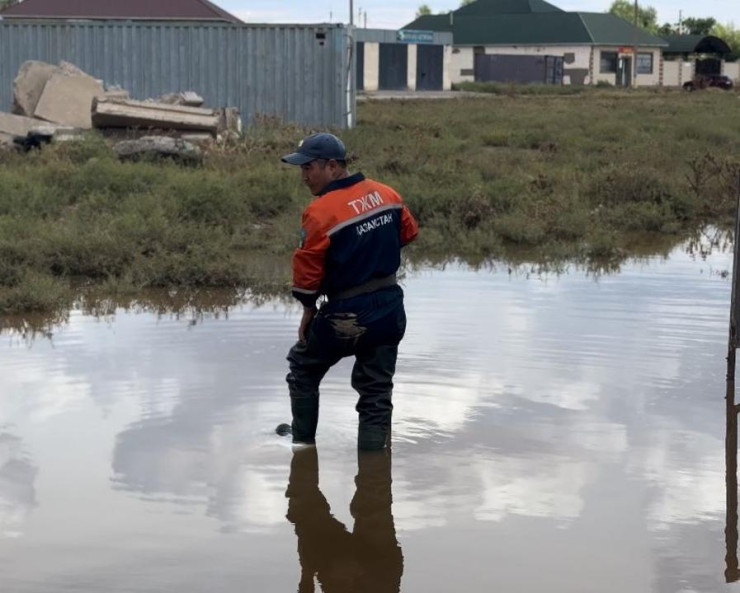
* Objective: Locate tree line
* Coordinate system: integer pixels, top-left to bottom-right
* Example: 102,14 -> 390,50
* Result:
607,0 -> 738,60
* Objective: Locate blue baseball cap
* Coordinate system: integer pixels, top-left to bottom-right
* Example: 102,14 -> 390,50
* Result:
281,133 -> 346,165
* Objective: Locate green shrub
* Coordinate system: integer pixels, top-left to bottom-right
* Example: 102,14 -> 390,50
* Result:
1,90 -> 740,315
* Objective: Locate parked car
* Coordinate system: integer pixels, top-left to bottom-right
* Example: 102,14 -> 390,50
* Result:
683,75 -> 734,91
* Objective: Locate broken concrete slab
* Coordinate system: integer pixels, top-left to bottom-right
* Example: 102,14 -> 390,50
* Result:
0,132 -> 14,145
12,60 -> 103,117
34,73 -> 105,129
11,61 -> 58,117
114,136 -> 202,164
0,111 -> 60,137
92,98 -> 219,134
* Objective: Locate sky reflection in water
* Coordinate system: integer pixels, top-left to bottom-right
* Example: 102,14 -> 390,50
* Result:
0,241 -> 736,593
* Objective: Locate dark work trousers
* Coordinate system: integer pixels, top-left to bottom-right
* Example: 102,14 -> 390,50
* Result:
285,447 -> 403,593
286,285 -> 407,450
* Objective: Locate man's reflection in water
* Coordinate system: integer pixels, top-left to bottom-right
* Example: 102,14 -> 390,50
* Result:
286,448 -> 403,592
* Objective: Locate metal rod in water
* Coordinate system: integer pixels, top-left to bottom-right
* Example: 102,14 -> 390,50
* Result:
726,172 -> 740,583
727,409 -> 739,583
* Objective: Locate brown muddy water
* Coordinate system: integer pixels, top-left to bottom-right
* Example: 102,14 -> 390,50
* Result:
0,239 -> 738,593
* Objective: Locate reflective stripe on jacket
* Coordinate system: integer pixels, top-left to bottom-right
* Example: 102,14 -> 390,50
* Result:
292,173 -> 419,308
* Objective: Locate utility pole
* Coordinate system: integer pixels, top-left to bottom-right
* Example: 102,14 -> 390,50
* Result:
632,0 -> 638,87
346,0 -> 355,128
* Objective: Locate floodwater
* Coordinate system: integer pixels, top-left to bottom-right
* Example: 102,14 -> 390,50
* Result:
0,239 -> 738,593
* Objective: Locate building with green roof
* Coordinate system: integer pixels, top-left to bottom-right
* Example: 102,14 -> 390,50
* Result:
403,0 -> 671,86
661,35 -> 731,57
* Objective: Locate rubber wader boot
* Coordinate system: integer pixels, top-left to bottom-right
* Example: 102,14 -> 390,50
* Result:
358,425 -> 390,451
291,396 -> 319,444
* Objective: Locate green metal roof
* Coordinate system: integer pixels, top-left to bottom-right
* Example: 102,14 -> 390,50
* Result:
455,0 -> 563,16
578,13 -> 667,46
403,14 -> 452,33
662,34 -> 731,54
402,11 -> 667,47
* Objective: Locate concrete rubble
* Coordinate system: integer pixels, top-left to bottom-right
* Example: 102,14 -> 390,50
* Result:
157,91 -> 204,107
0,59 -> 242,149
114,136 -> 202,164
217,107 -> 242,140
102,85 -> 130,102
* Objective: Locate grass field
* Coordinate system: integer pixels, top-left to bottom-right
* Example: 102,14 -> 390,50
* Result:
1,87 -> 739,316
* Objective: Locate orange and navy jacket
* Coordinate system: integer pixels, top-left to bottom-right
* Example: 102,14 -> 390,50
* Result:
292,173 -> 419,308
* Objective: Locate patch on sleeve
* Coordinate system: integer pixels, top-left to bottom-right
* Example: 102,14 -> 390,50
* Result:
298,228 -> 307,249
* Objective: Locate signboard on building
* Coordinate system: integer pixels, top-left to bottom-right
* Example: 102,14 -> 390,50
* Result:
397,29 -> 435,44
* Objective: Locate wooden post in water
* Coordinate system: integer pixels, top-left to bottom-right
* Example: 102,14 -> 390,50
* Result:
726,172 -> 740,583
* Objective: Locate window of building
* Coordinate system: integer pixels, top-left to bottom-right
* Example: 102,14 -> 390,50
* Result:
636,52 -> 654,74
600,51 -> 618,73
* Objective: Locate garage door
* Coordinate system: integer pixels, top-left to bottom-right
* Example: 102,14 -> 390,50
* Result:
379,43 -> 408,90
416,45 -> 444,91
475,54 -> 563,85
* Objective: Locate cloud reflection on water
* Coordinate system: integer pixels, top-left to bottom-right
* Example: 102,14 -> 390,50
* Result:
0,432 -> 37,539
0,239 -> 735,592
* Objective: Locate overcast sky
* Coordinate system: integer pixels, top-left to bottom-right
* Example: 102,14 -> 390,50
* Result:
217,0 -> 737,29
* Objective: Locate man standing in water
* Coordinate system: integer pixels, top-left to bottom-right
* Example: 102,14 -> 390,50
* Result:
278,133 -> 418,450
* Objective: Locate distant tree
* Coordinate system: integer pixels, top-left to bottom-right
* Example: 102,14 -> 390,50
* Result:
682,17 -> 716,36
657,22 -> 678,36
460,0 -> 475,5
608,0 -> 658,33
712,22 -> 740,61
0,0 -> 19,9
416,3 -> 432,17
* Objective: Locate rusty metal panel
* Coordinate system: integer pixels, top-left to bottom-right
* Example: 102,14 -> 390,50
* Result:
0,21 -> 353,128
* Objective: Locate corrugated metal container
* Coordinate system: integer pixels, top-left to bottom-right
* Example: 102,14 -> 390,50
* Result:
0,20 -> 354,128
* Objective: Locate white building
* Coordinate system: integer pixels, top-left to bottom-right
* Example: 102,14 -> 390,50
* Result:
403,0 -> 670,87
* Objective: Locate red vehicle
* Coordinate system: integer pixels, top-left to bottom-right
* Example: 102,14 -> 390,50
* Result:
683,74 -> 734,91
